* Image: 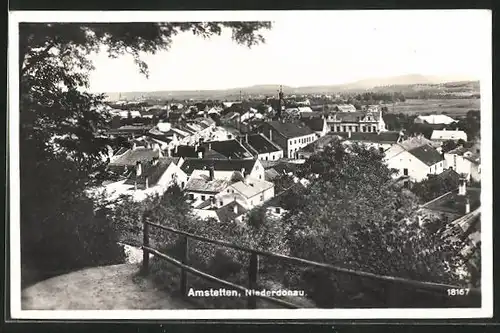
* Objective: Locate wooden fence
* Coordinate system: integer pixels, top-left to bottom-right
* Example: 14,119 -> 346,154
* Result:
140,218 -> 481,309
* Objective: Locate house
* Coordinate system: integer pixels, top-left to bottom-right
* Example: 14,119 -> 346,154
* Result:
184,172 -> 232,206
297,135 -> 339,159
431,129 -> 468,142
180,158 -> 265,181
384,144 -> 445,182
193,198 -> 248,224
332,131 -> 404,153
223,177 -> 275,209
263,182 -> 306,218
240,133 -> 284,161
260,121 -> 317,159
419,176 -> 481,223
444,146 -> 481,182
107,125 -> 153,138
101,156 -> 187,202
414,114 -> 457,125
326,110 -> 386,133
200,139 -> 254,159
108,146 -> 163,172
335,104 -> 357,113
301,117 -> 329,138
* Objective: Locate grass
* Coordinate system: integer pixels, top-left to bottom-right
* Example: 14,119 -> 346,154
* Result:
381,98 -> 480,116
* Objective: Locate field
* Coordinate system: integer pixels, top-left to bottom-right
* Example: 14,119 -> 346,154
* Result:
381,99 -> 480,117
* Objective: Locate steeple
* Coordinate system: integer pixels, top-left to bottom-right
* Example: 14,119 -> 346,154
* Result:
277,85 -> 284,120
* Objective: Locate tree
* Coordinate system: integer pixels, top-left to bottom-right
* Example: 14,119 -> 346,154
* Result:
20,21 -> 272,283
441,140 -> 459,153
281,142 -> 466,307
411,172 -> 460,203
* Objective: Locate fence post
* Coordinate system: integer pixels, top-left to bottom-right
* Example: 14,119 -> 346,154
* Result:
247,252 -> 259,309
141,218 -> 150,275
180,235 -> 189,296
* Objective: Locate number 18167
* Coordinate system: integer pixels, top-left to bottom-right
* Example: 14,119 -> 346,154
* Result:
447,288 -> 470,296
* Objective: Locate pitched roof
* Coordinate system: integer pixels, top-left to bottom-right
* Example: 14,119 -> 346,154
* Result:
180,158 -> 258,175
300,112 -> 323,119
264,168 -> 280,181
216,201 -> 248,223
407,144 -> 443,166
399,136 -> 440,150
230,177 -> 274,199
423,187 -> 481,215
264,121 -> 315,139
107,125 -> 152,135
299,134 -> 339,152
331,111 -> 380,122
202,139 -> 253,159
124,157 -> 180,187
243,133 -> 282,154
108,148 -> 161,167
185,177 -> 231,193
340,131 -> 402,143
416,114 -> 457,125
172,145 -> 201,158
302,118 -> 326,132
431,129 -> 467,141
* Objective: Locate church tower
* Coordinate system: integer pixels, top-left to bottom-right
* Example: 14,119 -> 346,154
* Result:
277,85 -> 284,119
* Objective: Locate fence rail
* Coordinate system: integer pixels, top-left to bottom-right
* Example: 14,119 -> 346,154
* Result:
141,219 -> 481,308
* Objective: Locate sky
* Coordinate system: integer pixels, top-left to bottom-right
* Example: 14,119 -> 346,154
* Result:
86,10 -> 490,93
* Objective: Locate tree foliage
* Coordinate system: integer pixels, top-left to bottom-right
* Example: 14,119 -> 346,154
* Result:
279,142 -> 467,307
19,21 -> 272,283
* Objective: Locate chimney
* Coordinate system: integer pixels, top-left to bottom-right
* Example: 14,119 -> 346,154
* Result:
167,148 -> 172,157
241,167 -> 245,177
174,144 -> 179,154
233,203 -> 238,215
465,197 -> 470,214
145,176 -> 149,189
208,142 -> 212,151
458,175 -> 467,196
209,166 -> 214,181
348,131 -> 352,139
269,129 -> 273,142
245,133 -> 248,143
417,215 -> 423,227
135,161 -> 142,177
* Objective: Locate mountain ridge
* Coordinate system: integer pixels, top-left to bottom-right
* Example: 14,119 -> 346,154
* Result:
104,74 -> 479,100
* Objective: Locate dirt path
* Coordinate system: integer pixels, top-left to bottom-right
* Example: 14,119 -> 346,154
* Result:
22,263 -> 192,310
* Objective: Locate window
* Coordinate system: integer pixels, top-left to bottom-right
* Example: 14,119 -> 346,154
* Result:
379,147 -> 384,153
189,194 -> 194,200
275,207 -> 281,214
201,195 -> 206,201
220,200 -> 223,206
265,156 -> 268,160
403,168 -> 408,176
260,194 -> 264,201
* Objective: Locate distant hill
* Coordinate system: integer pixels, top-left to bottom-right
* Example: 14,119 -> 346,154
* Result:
104,74 -> 479,101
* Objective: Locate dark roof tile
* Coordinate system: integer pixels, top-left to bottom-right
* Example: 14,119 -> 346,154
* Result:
408,144 -> 443,166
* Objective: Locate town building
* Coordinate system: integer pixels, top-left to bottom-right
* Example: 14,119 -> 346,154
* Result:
326,109 -> 387,133
444,146 -> 481,182
384,143 -> 445,182
241,133 -> 284,161
331,131 -> 403,153
431,129 -> 468,142
260,121 -> 317,159
301,117 -> 330,138
414,114 -> 457,125
180,158 -> 265,181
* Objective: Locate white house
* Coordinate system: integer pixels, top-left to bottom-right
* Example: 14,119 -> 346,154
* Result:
242,133 -> 284,161
414,114 -> 457,125
261,121 -> 317,159
224,177 -> 275,209
100,156 -> 187,202
384,144 -> 445,182
431,129 -> 468,142
444,147 -> 481,182
180,158 -> 266,181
